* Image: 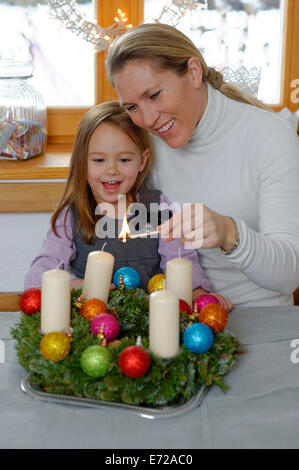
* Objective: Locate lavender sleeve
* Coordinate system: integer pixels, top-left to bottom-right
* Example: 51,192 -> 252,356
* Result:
24,207 -> 77,290
158,194 -> 214,291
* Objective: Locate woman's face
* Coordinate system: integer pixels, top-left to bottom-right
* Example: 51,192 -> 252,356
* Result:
113,58 -> 207,148
87,122 -> 149,210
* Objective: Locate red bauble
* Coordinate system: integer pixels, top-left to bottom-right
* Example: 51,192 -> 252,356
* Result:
179,299 -> 192,315
118,346 -> 151,379
19,288 -> 41,315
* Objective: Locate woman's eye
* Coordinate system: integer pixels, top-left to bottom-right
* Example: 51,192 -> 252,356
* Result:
149,91 -> 161,100
125,104 -> 137,112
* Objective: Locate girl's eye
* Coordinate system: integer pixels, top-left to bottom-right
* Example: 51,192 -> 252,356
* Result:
120,158 -> 130,163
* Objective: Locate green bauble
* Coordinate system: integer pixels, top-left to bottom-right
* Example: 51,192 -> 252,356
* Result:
80,345 -> 112,378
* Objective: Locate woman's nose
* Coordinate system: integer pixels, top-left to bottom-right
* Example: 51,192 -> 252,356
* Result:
141,106 -> 159,129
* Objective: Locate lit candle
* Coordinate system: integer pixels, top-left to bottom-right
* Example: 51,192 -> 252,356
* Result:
83,250 -> 115,303
149,287 -> 180,358
166,257 -> 193,307
41,269 -> 71,334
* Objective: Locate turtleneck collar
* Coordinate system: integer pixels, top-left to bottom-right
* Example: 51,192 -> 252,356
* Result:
182,83 -> 230,152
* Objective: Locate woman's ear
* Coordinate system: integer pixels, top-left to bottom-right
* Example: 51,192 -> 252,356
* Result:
187,57 -> 203,88
139,149 -> 150,172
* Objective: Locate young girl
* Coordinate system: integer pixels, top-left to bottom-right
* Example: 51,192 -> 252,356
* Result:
24,101 -> 233,311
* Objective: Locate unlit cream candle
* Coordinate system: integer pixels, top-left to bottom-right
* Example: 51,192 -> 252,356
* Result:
83,250 -> 114,303
41,269 -> 71,334
149,288 -> 180,358
166,257 -> 193,307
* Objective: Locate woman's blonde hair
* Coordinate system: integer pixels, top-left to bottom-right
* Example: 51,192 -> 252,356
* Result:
51,100 -> 153,243
106,23 -> 272,112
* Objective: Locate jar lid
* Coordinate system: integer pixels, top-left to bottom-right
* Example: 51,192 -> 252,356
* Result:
0,60 -> 33,79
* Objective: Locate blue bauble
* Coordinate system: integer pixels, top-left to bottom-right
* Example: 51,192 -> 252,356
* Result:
113,267 -> 140,289
183,323 -> 214,354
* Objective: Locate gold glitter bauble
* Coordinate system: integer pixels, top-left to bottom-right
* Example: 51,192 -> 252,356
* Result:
197,304 -> 228,333
40,332 -> 71,362
147,273 -> 166,294
80,298 -> 108,321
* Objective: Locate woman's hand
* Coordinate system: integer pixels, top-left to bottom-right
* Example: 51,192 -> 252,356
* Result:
158,203 -> 237,251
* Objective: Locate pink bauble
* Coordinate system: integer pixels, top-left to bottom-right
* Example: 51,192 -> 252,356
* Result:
193,294 -> 220,311
90,313 -> 120,342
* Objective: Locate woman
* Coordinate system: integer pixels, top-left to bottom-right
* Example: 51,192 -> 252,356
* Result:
105,23 -> 299,307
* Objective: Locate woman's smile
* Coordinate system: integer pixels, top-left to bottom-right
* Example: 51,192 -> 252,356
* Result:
155,118 -> 176,135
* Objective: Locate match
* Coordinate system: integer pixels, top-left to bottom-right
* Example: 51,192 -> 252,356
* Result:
128,230 -> 160,239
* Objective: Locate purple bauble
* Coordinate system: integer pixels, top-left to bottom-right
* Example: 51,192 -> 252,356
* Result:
90,313 -> 120,342
193,294 -> 220,311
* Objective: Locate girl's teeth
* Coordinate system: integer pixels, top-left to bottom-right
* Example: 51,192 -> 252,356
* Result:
158,119 -> 175,133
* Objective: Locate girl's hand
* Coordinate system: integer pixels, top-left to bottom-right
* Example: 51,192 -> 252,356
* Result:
71,279 -> 116,291
70,278 -> 84,289
158,203 -> 237,251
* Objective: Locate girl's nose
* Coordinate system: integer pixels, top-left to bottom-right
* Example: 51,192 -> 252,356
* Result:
106,161 -> 119,175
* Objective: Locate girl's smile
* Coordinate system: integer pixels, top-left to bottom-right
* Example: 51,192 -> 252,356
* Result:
87,122 -> 149,213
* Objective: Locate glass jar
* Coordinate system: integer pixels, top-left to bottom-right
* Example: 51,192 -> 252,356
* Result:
0,60 -> 47,160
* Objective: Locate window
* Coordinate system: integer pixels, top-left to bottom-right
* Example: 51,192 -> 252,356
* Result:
0,0 -> 297,144
0,0 -> 96,107
145,0 -> 284,104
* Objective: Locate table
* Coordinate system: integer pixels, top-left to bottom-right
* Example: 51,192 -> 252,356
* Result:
1,307 -> 299,449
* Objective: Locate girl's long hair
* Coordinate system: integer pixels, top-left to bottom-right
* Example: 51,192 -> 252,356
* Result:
51,100 -> 153,243
106,23 -> 272,112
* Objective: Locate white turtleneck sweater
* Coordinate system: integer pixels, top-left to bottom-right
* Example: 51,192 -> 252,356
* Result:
148,84 -> 299,307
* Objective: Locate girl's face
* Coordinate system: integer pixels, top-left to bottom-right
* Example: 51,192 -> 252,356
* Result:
87,122 -> 149,210
113,58 -> 208,149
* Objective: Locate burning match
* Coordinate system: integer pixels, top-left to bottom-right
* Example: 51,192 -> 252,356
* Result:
128,230 -> 160,239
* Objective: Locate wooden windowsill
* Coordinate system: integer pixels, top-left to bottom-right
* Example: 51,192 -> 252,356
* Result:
0,144 -> 72,180
0,145 -> 72,212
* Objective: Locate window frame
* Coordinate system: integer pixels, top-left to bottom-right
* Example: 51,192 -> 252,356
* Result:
47,0 -> 299,144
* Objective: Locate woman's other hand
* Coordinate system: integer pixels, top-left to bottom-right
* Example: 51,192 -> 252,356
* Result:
192,287 -> 233,312
208,292 -> 234,312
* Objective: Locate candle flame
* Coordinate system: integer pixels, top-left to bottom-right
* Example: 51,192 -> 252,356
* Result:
119,212 -> 130,243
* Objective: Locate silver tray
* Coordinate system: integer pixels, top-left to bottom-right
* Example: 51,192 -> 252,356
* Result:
21,373 -> 209,420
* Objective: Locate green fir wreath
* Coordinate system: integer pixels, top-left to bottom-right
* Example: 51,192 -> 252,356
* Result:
11,287 -> 244,407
